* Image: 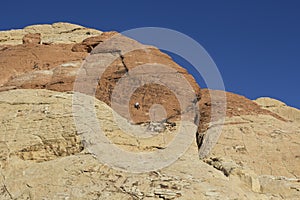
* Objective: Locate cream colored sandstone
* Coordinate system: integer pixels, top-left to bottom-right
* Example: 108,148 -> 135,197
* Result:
0,89 -> 295,199
0,22 -> 102,45
255,97 -> 300,122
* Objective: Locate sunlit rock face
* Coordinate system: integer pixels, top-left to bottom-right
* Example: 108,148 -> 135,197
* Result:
0,23 -> 299,199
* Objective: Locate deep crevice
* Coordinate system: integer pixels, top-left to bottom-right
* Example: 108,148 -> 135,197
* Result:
117,52 -> 129,74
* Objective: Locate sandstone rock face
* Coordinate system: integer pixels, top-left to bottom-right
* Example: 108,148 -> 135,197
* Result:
3,61 -> 82,92
89,34 -> 201,124
199,91 -> 300,199
0,89 -> 295,200
71,31 -> 118,52
255,97 -> 300,122
0,23 -> 300,199
0,43 -> 86,86
0,22 -> 102,46
198,89 -> 286,133
2,32 -> 201,125
207,113 -> 300,177
197,89 -> 286,158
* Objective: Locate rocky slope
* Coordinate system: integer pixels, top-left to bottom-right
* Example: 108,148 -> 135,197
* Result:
1,89 -> 299,200
0,23 -> 299,199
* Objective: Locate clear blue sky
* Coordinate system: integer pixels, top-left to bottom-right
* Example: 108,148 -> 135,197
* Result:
1,1 -> 299,108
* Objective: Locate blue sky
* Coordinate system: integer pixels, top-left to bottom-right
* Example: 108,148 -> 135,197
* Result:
1,1 -> 299,108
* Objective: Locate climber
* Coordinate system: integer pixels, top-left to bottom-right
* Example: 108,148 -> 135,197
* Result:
134,102 -> 140,110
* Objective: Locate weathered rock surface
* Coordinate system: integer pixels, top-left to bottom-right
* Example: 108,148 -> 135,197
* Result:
199,91 -> 300,199
22,33 -> 41,45
0,22 -> 102,46
71,31 -> 118,52
197,89 -> 287,158
0,44 -> 87,86
198,89 -> 287,133
1,89 -> 297,199
2,31 -> 201,125
207,113 -> 300,176
255,97 -> 300,122
0,23 -> 299,199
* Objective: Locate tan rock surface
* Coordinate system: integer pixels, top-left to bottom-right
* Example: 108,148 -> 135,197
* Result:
0,89 -> 292,200
198,93 -> 300,199
206,114 -> 300,177
197,89 -> 287,158
0,23 -> 299,199
0,22 -> 102,46
198,89 -> 287,133
255,97 -> 300,122
196,89 -> 300,198
22,33 -> 41,45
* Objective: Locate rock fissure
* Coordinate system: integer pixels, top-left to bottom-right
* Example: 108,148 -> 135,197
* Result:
0,173 -> 13,199
118,52 -> 129,74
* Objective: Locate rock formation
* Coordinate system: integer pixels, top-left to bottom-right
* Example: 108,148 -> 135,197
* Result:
1,89 -> 299,199
0,22 -> 102,45
199,90 -> 300,199
1,30 -> 201,125
0,23 -> 299,199
255,97 -> 300,122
